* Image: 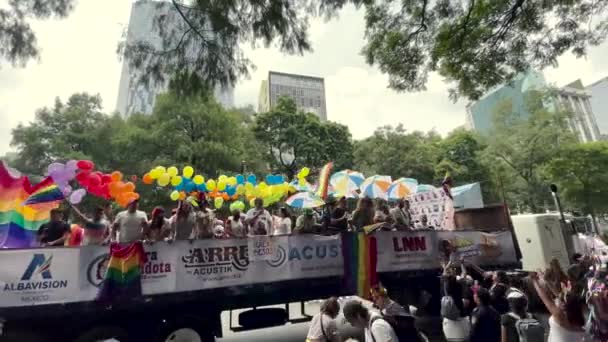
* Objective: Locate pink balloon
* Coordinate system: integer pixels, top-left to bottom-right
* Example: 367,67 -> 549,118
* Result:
69,189 -> 86,204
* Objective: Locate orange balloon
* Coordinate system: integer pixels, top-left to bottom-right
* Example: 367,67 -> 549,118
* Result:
222,193 -> 229,200
142,173 -> 153,184
108,182 -> 121,197
124,182 -> 135,193
178,191 -> 186,200
110,171 -> 123,182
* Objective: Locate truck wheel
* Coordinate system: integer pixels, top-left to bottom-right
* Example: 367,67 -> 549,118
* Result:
155,316 -> 213,342
74,325 -> 130,342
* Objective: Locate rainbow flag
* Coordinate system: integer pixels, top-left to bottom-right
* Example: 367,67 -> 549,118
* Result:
316,161 -> 333,200
0,162 -> 59,248
342,232 -> 378,299
97,242 -> 147,302
24,183 -> 64,206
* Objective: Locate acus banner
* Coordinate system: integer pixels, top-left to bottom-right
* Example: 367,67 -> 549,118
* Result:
0,247 -> 81,307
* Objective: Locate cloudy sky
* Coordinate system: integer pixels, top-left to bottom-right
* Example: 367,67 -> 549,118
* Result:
1,0 -> 608,155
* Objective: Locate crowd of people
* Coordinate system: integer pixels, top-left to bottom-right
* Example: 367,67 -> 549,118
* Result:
36,195 -> 422,247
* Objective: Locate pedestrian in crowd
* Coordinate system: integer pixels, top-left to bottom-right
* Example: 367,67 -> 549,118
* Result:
112,199 -> 148,243
490,271 -> 511,314
441,272 -> 471,342
225,209 -> 246,239
305,297 -> 341,342
245,198 -> 272,236
351,197 -> 374,231
273,207 -> 292,236
102,202 -> 114,224
370,285 -> 407,314
294,208 -> 321,234
390,199 -> 412,231
329,196 -> 349,233
146,206 -> 169,242
193,198 -> 215,239
37,208 -> 71,247
72,205 -> 109,245
469,287 -> 500,342
343,300 -> 399,342
531,271 -> 587,342
373,200 -> 392,227
169,200 -> 196,241
500,290 -> 543,342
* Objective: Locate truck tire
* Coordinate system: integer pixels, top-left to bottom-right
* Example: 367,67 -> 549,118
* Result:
155,315 -> 213,342
73,325 -> 130,342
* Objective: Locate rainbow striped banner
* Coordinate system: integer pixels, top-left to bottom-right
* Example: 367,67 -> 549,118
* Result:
24,183 -> 64,206
342,232 -> 378,299
0,162 -> 59,248
97,242 -> 147,302
316,161 -> 333,200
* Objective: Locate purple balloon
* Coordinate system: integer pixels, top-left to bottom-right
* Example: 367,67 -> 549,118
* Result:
61,185 -> 73,197
47,162 -> 64,176
65,160 -> 78,172
69,189 -> 86,204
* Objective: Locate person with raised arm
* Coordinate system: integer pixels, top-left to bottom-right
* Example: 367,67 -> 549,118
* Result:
71,205 -> 109,245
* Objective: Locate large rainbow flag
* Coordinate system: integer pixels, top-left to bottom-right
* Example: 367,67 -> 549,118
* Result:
0,162 -> 60,248
342,232 -> 378,299
97,242 -> 147,302
24,183 -> 64,206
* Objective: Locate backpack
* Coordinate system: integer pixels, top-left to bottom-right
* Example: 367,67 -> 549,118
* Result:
508,313 -> 545,342
370,315 -> 425,342
440,295 -> 461,320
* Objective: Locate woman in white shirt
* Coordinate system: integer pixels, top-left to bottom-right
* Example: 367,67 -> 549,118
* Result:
306,297 -> 341,342
226,209 -> 246,238
274,207 -> 292,235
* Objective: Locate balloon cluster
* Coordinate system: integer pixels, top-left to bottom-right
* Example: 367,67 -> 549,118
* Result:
296,167 -> 311,187
45,160 -> 139,207
142,165 -> 300,209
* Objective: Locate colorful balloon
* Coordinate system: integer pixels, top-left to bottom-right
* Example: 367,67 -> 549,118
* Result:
69,189 -> 86,204
236,174 -> 245,185
170,190 -> 180,201
171,176 -> 183,187
158,173 -> 170,187
77,160 -> 95,171
183,166 -> 194,179
214,197 -> 224,209
143,173 -> 153,184
167,166 -> 179,177
217,180 -> 227,191
247,174 -> 257,185
206,179 -> 216,191
193,175 -> 205,185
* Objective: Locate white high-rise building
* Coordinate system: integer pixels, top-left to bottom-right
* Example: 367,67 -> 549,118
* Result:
116,1 -> 234,116
555,80 -> 601,143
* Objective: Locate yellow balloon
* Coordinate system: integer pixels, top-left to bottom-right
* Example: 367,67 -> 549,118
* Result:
193,175 -> 205,185
301,167 -> 310,177
214,197 -> 224,209
167,166 -> 179,177
149,169 -> 161,179
218,175 -> 228,182
158,173 -> 170,187
206,179 -> 216,191
171,175 -> 182,186
298,178 -> 307,187
217,180 -> 227,191
170,190 -> 180,201
249,198 -> 257,208
156,166 -> 166,174
228,176 -> 237,186
258,182 -> 268,191
236,184 -> 245,195
245,183 -> 254,192
183,166 -> 194,179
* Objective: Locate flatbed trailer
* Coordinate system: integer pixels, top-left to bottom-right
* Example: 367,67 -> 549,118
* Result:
0,230 -> 520,342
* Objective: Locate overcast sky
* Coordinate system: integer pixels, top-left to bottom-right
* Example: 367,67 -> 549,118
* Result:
1,0 -> 608,155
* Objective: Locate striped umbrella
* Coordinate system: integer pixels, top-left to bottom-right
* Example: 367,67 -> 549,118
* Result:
330,170 -> 365,198
285,192 -> 325,208
415,184 -> 437,193
387,178 -> 418,200
289,179 -> 313,192
359,175 -> 392,199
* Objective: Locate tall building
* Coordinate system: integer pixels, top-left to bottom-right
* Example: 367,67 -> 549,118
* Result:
258,71 -> 327,121
554,80 -> 601,143
586,76 -> 608,139
465,71 -> 547,133
116,1 -> 234,116
466,71 -> 601,142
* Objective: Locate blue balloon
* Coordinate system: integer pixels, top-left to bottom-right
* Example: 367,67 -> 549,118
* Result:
226,185 -> 236,196
277,175 -> 285,184
175,182 -> 185,191
265,174 -> 273,184
247,174 -> 257,185
197,183 -> 207,192
236,174 -> 245,185
185,181 -> 196,192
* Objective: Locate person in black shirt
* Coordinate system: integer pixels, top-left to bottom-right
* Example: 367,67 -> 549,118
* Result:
470,287 -> 501,342
490,271 -> 510,314
37,209 -> 70,247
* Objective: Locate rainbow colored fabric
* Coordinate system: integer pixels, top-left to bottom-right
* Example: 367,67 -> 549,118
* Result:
97,242 -> 147,302
316,161 -> 333,200
24,184 -> 64,206
342,232 -> 378,299
0,162 -> 59,248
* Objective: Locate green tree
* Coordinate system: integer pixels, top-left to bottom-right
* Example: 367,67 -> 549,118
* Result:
546,142 -> 608,224
354,125 -> 440,183
0,0 -> 75,67
253,97 -> 354,179
360,0 -> 608,100
482,91 -> 577,212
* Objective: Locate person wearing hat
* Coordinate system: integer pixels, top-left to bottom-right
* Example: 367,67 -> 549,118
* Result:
112,198 -> 148,243
294,208 -> 321,234
500,290 -> 532,342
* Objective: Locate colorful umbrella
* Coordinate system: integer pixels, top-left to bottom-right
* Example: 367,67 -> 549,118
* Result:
387,178 -> 418,200
415,184 -> 437,193
285,192 -> 325,208
359,175 -> 392,199
289,179 -> 313,192
330,169 -> 365,198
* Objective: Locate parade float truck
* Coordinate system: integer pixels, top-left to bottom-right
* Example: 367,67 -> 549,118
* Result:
0,214 -> 521,342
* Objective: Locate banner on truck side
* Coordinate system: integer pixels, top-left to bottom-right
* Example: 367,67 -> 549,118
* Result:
0,248 -> 80,306
436,231 -> 518,266
376,231 -> 439,272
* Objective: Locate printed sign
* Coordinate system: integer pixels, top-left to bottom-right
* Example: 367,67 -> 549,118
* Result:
408,188 -> 454,230
437,231 -> 518,266
376,231 -> 439,272
249,236 -> 279,261
286,235 -> 343,279
0,248 -> 80,306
